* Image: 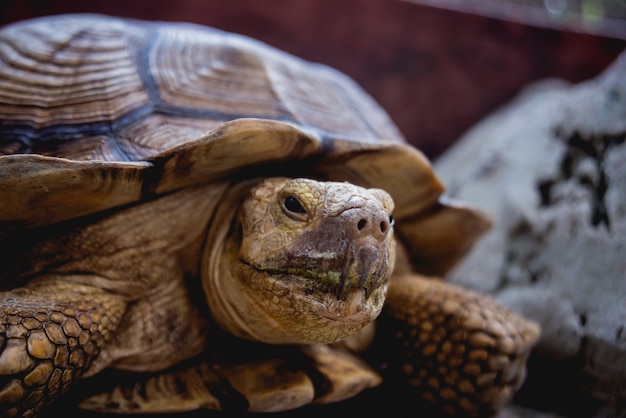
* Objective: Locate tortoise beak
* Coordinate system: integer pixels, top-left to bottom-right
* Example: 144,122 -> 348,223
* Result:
336,236 -> 390,300
358,245 -> 379,288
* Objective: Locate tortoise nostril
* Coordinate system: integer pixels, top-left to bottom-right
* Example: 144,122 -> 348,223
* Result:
355,216 -> 390,237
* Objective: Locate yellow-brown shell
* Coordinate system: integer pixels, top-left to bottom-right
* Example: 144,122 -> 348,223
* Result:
0,14 -> 488,276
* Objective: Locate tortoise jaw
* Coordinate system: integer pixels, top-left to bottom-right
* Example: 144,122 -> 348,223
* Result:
207,236 -> 390,345
348,238 -> 390,299
237,262 -> 389,344
247,237 -> 391,302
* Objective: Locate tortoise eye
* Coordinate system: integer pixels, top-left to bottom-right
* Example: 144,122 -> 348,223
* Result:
283,195 -> 306,214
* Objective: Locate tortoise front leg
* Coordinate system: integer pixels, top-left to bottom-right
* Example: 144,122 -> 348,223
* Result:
373,274 -> 540,416
0,281 -> 126,417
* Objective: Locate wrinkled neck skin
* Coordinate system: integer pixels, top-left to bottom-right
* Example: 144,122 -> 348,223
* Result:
202,179 -> 264,342
202,177 -> 396,345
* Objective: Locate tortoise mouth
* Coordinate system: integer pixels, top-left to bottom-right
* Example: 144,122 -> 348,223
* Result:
240,250 -> 390,304
234,260 -> 388,344
239,231 -> 393,303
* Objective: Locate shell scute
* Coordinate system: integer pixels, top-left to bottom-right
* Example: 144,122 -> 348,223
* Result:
0,16 -> 148,128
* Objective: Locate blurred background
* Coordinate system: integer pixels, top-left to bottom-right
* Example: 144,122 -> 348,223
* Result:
0,0 -> 623,159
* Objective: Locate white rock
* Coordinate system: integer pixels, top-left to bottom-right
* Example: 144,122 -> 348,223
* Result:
434,54 -> 626,415
497,287 -> 582,361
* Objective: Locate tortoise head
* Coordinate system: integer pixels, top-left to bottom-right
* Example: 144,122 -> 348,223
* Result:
204,177 -> 395,345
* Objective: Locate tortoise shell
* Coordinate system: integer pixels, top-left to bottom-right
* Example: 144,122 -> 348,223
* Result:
0,14 -> 487,276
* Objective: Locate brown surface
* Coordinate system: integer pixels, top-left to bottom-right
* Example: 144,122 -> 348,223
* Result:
0,0 -> 623,159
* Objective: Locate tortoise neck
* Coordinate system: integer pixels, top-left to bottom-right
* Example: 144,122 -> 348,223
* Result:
200,178 -> 266,341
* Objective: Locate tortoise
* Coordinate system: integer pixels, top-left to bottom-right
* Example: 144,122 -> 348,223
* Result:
0,14 -> 540,418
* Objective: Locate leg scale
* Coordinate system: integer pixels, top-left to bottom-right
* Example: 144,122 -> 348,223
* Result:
0,284 -> 125,417
374,274 -> 540,416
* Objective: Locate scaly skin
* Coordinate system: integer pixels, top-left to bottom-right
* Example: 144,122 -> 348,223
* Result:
375,275 -> 540,416
0,283 -> 125,417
